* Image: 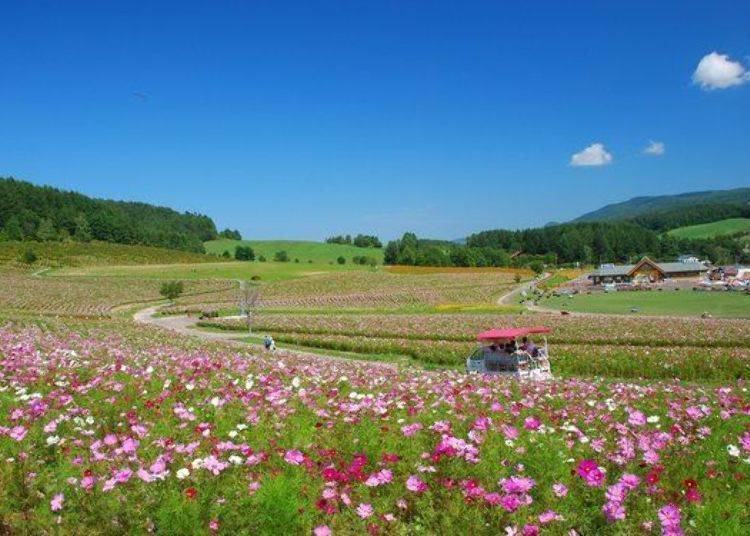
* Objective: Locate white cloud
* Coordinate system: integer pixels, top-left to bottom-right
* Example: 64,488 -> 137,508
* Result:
643,140 -> 665,156
570,143 -> 612,167
692,52 -> 749,90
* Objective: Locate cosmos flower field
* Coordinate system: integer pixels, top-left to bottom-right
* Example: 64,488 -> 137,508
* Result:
1,320 -> 749,534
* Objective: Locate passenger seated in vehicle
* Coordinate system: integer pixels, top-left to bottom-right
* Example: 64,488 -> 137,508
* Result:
520,336 -> 538,356
504,340 -> 517,354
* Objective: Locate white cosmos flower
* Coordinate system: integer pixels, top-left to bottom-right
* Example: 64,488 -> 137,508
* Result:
185,383 -> 195,391
228,430 -> 238,438
727,444 -> 740,457
46,435 -> 61,446
292,377 -> 301,389
228,455 -> 243,465
176,468 -> 190,480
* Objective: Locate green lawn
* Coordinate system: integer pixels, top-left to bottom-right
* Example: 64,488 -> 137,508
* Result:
540,290 -> 750,318
49,260 -> 376,282
205,239 -> 384,264
667,218 -> 750,239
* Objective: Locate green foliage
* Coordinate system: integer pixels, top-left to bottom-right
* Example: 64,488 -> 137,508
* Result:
4,215 -> 24,241
529,260 -> 545,274
221,250 -> 231,259
386,232 -> 512,268
219,228 -> 242,240
35,218 -> 57,241
352,255 -> 378,266
73,213 -> 92,242
327,234 -> 382,248
159,280 -> 184,301
273,250 -> 289,262
258,255 -> 267,262
336,256 -> 346,265
21,249 -> 37,264
234,245 -> 255,261
0,177 -> 217,252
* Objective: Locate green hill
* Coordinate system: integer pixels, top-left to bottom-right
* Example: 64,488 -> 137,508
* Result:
0,177 -> 218,252
575,187 -> 750,222
205,239 -> 384,265
667,218 -> 750,240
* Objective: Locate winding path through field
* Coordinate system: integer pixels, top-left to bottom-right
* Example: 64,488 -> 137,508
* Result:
133,306 -> 250,344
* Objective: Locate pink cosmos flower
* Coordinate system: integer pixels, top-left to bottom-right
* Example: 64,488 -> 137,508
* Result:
9,426 -> 27,442
500,494 -> 521,512
121,437 -> 139,454
658,503 -> 681,528
523,416 -> 541,431
603,501 -> 626,522
401,423 -> 423,437
552,483 -> 568,498
81,475 -> 95,491
522,524 -> 539,536
356,503 -> 374,519
576,459 -> 605,487
50,493 -> 64,512
314,526 -> 332,536
500,476 -> 535,494
484,492 -> 502,505
619,473 -> 640,490
283,449 -> 305,465
115,469 -> 132,483
539,510 -> 561,524
406,475 -> 427,493
628,410 -> 646,426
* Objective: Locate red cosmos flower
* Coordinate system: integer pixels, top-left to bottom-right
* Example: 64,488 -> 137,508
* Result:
685,487 -> 701,503
381,453 -> 400,464
683,478 -> 697,489
83,469 -> 93,477
185,487 -> 197,500
646,471 -> 660,485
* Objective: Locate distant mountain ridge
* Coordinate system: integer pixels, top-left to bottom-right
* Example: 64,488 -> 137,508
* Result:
574,187 -> 750,222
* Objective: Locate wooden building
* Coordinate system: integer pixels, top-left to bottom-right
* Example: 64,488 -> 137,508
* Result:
589,257 -> 708,285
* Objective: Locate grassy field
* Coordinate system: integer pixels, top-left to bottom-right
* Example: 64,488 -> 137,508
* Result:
667,217 -> 750,239
0,240 -> 213,267
540,289 -> 750,318
205,239 -> 384,264
50,260 -> 367,282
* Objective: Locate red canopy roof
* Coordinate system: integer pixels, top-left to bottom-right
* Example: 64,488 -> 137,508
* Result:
476,327 -> 551,341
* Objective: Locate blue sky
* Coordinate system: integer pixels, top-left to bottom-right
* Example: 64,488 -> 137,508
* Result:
1,1 -> 748,240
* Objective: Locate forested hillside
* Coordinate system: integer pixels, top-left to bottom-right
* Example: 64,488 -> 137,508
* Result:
0,178 -> 218,252
575,187 -> 750,222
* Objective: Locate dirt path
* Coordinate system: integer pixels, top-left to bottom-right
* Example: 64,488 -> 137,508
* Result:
133,306 -> 250,344
497,273 -> 551,305
132,306 -> 399,368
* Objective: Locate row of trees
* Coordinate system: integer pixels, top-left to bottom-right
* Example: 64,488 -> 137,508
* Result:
0,177 -> 218,252
385,224 -> 750,268
219,229 -> 242,240
325,234 -> 382,248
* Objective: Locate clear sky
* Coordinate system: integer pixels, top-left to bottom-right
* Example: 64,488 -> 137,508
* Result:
1,1 -> 748,240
